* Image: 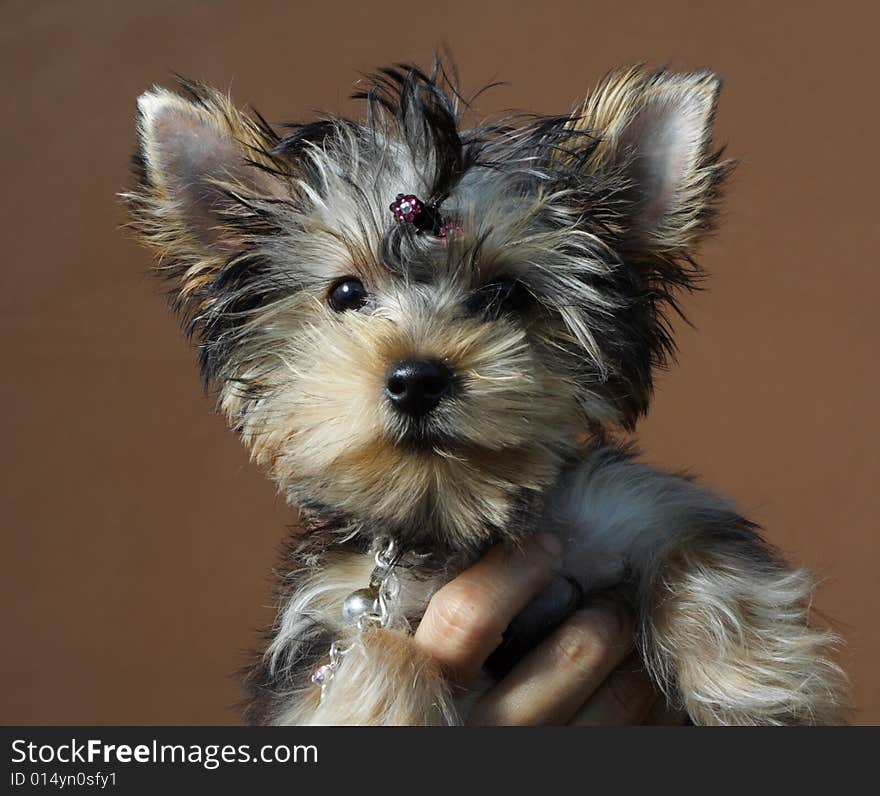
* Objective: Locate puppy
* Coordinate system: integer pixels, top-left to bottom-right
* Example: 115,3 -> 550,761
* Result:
124,61 -> 848,724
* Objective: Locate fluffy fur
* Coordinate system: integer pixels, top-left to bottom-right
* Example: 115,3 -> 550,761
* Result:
124,60 -> 848,725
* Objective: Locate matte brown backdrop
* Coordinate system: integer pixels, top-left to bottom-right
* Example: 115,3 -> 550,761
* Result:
2,0 -> 877,725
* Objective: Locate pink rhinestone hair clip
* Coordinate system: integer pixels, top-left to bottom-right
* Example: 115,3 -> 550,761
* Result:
437,220 -> 464,240
389,193 -> 424,224
389,192 -> 460,240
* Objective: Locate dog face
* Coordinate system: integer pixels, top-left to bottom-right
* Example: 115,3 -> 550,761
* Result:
126,63 -> 728,553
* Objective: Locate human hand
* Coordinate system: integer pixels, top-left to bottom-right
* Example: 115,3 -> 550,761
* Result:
414,533 -> 684,725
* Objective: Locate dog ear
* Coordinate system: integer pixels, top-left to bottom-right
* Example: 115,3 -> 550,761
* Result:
563,68 -> 731,429
572,66 -> 729,257
127,81 -> 288,318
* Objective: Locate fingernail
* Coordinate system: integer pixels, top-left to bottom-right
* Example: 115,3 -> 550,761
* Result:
534,531 -> 563,560
484,576 -> 579,680
562,576 -> 584,612
514,577 -> 581,638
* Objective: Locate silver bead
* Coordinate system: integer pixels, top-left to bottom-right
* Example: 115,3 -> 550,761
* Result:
311,663 -> 333,686
342,587 -> 380,625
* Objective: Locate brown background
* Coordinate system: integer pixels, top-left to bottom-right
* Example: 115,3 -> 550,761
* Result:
2,0 -> 877,725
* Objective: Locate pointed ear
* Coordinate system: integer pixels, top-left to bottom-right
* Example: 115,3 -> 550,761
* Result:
573,66 -> 730,256
126,81 -> 287,314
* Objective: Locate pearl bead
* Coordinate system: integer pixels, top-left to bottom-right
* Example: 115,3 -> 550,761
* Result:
342,587 -> 380,625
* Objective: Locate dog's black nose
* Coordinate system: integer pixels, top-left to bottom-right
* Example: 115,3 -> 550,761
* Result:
386,358 -> 453,417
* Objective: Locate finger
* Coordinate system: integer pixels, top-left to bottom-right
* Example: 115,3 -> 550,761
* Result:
483,576 -> 582,679
469,604 -> 633,725
642,696 -> 689,726
567,654 -> 657,725
414,533 -> 562,683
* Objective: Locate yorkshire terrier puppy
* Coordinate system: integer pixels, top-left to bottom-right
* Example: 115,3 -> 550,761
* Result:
125,61 -> 848,725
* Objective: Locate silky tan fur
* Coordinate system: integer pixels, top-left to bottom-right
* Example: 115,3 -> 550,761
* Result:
124,61 -> 848,725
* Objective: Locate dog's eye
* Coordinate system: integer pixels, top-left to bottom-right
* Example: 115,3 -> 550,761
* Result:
467,278 -> 531,319
327,277 -> 368,312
